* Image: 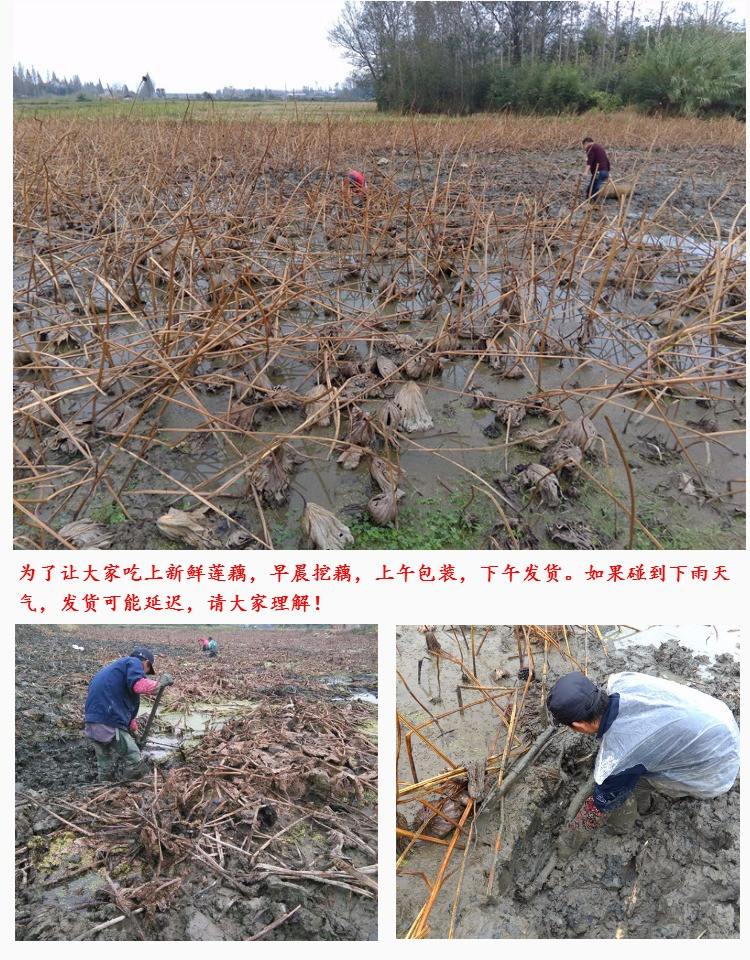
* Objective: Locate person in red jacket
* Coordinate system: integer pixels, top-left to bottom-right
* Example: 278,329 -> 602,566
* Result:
582,137 -> 610,203
345,170 -> 366,199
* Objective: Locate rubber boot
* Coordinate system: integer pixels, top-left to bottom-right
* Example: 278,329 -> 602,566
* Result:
92,740 -> 116,782
557,824 -> 598,858
114,728 -> 147,781
121,761 -> 149,782
608,794 -> 638,835
633,780 -> 653,814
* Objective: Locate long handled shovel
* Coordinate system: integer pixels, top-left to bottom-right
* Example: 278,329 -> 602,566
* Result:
138,684 -> 166,747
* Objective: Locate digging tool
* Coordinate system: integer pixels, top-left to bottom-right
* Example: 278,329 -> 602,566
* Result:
138,684 -> 167,747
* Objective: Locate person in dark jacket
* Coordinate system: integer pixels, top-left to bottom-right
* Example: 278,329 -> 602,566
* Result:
84,646 -> 174,781
547,671 -> 739,857
582,137 -> 610,202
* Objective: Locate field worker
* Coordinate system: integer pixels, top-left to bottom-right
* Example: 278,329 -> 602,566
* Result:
345,170 -> 366,198
200,637 -> 209,652
582,137 -> 610,202
547,671 -> 739,858
84,647 -> 174,782
207,637 -> 218,658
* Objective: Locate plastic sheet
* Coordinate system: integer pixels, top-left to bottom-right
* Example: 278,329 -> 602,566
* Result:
595,672 -> 739,797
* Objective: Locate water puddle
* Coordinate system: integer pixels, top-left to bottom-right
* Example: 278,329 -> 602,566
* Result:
610,624 -> 740,676
42,871 -> 108,908
323,674 -> 378,704
335,689 -> 378,704
610,229 -> 747,262
142,698 -> 259,761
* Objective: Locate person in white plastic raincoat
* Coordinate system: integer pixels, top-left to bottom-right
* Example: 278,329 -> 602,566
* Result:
546,671 -> 740,858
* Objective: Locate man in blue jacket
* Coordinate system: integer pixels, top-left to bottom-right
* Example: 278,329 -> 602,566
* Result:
84,646 -> 174,782
547,670 -> 740,857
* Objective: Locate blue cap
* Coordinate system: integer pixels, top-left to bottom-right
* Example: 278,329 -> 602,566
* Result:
130,646 -> 155,668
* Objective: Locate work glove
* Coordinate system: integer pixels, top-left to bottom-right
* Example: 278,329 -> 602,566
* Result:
556,796 -> 608,860
158,673 -> 175,687
129,718 -> 139,734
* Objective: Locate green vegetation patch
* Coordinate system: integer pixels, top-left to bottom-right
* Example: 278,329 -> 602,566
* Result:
349,494 -> 482,549
91,500 -> 127,526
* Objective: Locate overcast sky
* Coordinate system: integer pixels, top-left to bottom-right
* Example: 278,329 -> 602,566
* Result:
12,0 -> 352,92
11,0 -> 744,94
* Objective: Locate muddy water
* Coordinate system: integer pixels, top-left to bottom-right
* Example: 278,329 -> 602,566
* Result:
397,625 -> 526,780
396,624 -> 740,939
14,183 -> 745,549
141,698 -> 259,761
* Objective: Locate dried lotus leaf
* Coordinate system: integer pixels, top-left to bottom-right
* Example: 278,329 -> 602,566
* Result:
394,382 -> 433,433
346,408 -> 374,447
517,462 -> 561,506
249,446 -> 296,506
156,506 -> 217,549
543,439 -> 583,473
369,456 -> 407,493
58,519 -> 116,549
558,415 -> 597,452
301,502 -> 354,549
367,489 -> 400,526
337,445 -> 365,469
304,384 -> 332,428
378,400 -> 402,431
226,402 -> 259,433
376,355 -> 398,380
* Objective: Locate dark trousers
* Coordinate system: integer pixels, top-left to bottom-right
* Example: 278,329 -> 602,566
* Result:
587,170 -> 609,202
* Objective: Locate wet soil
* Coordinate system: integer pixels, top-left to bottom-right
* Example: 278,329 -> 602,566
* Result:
396,625 -> 739,939
13,122 -> 745,550
16,625 -> 377,940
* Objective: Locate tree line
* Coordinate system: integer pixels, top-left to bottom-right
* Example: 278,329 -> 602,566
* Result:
12,63 -> 371,104
13,66 -> 162,100
328,1 -> 746,116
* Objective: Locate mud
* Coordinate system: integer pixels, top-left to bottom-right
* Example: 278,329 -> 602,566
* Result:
396,625 -> 739,939
16,625 -> 378,940
13,122 -> 746,550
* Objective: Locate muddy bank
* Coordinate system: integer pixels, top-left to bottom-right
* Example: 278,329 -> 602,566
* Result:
13,119 -> 745,550
16,625 -> 378,940
396,625 -> 739,938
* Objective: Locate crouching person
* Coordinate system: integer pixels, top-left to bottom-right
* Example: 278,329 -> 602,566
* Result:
84,646 -> 174,782
547,671 -> 739,858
